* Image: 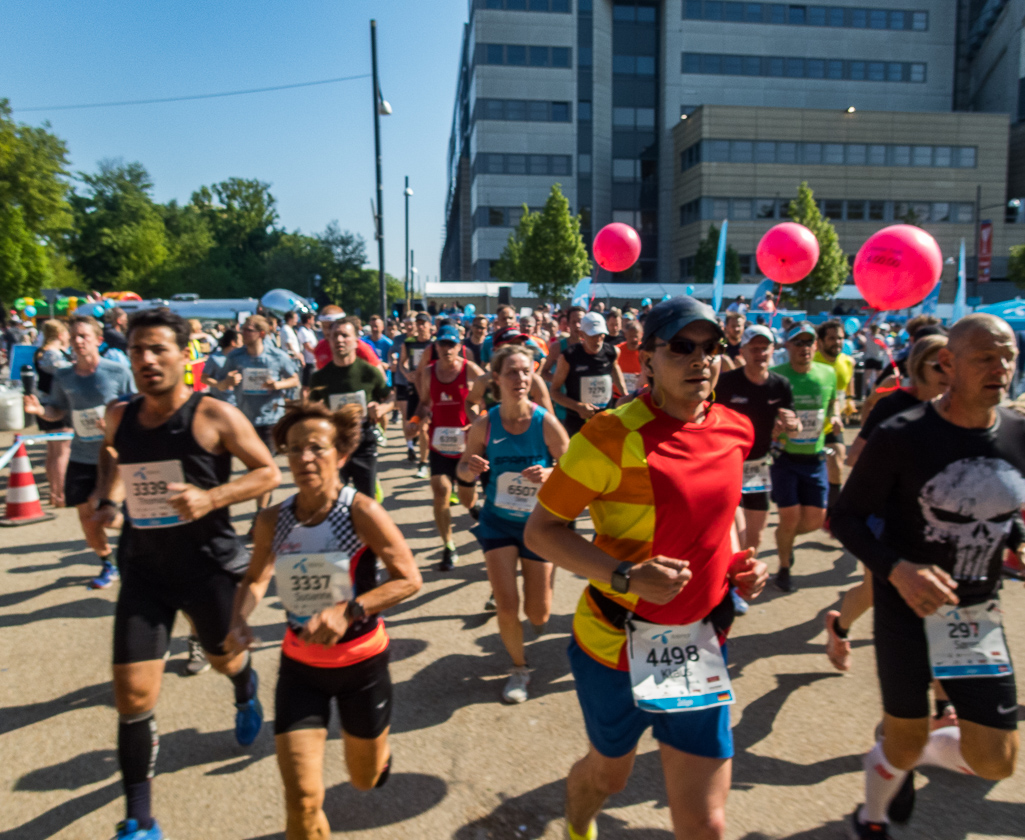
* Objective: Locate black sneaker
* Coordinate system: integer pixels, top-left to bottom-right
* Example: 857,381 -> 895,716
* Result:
484,592 -> 497,612
469,503 -> 482,522
846,810 -> 892,839
887,769 -> 915,825
436,545 -> 457,572
406,447 -> 417,463
774,566 -> 793,592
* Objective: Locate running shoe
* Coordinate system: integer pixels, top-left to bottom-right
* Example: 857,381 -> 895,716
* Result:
375,481 -> 384,504
391,409 -> 401,423
186,636 -> 210,675
846,809 -> 892,839
373,425 -> 386,447
887,769 -> 915,825
437,545 -> 457,572
415,463 -> 429,479
89,560 -> 120,590
484,592 -> 497,612
469,503 -> 482,522
774,566 -> 793,593
931,705 -> 958,730
406,446 -> 417,463
235,671 -> 263,746
501,666 -> 531,704
1002,548 -> 1025,580
824,610 -> 852,671
449,491 -> 459,506
113,818 -> 164,839
730,588 -> 749,615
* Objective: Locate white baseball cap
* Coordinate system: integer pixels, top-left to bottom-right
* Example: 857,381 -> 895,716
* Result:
741,325 -> 776,346
580,312 -> 608,336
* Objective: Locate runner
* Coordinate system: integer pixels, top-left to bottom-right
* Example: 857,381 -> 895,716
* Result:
223,401 -> 421,839
313,306 -> 345,370
23,314 -> 135,588
478,304 -> 519,366
296,312 -> 319,397
465,326 -> 555,414
770,322 -> 840,593
614,318 -> 645,397
457,344 -> 569,703
93,307 -> 281,840
720,311 -> 746,372
824,335 -> 949,672
310,317 -> 393,497
32,319 -> 73,508
549,312 -> 627,437
832,314 -> 1023,839
715,325 -> 797,555
400,313 -> 434,478
525,296 -> 767,840
813,319 -> 855,508
200,327 -> 242,405
411,323 -> 484,571
219,315 -> 300,515
463,314 -> 489,366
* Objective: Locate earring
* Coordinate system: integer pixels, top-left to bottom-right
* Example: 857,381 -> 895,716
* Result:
652,385 -> 666,409
709,389 -> 716,403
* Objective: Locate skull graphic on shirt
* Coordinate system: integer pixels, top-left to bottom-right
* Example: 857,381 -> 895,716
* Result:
918,457 -> 1025,581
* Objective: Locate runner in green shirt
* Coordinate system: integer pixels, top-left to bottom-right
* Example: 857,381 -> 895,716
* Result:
769,322 -> 841,592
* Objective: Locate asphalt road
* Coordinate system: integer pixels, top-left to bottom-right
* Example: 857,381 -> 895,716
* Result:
1,426 -> 1022,840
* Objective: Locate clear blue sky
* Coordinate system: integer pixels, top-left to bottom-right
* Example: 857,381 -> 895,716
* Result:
1,0 -> 469,291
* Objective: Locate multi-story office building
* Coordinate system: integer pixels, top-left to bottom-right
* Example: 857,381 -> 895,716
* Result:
442,0 -> 1025,299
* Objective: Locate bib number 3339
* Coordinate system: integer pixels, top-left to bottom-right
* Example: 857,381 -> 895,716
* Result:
627,618 -> 734,712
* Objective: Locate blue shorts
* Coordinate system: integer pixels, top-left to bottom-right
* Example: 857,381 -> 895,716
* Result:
473,506 -> 546,562
770,453 -> 828,509
567,638 -> 733,760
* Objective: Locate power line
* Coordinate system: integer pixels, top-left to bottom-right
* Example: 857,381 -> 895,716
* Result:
14,73 -> 372,112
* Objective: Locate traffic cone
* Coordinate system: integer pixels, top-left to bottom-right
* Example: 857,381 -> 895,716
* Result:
0,443 -> 56,527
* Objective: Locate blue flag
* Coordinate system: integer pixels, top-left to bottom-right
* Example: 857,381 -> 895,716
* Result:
570,277 -> 591,309
711,220 -> 728,313
951,239 -> 967,323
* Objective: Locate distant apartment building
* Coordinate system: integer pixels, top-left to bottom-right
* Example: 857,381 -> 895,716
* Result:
442,0 -> 1025,300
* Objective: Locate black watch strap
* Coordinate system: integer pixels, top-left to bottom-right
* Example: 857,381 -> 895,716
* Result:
610,561 -> 633,594
345,599 -> 366,622
98,499 -> 118,509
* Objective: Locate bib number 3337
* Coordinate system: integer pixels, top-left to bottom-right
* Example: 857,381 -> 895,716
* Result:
626,618 -> 734,712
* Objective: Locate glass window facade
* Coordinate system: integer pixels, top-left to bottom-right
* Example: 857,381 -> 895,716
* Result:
477,44 -> 573,67
472,153 -> 573,176
680,196 -> 977,224
683,2 -> 928,30
682,52 -> 926,82
474,99 -> 572,122
681,139 -> 978,170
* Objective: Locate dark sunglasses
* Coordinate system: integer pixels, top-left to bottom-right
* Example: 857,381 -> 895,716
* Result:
656,337 -> 725,357
790,338 -> 815,348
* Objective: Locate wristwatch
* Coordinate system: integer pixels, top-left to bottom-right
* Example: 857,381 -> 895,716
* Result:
610,561 -> 633,594
345,599 -> 366,623
97,499 -> 118,510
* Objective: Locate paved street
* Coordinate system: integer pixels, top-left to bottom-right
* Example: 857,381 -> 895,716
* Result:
1,427 -> 1023,840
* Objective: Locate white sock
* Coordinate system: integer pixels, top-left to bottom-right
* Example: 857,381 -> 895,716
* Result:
917,726 -> 974,775
406,440 -> 415,450
860,740 -> 908,824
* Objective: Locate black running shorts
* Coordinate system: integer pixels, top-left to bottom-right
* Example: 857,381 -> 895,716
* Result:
340,446 -> 378,498
428,450 -> 475,486
740,491 -> 770,512
873,582 -> 1018,730
64,460 -> 98,508
274,649 -> 392,738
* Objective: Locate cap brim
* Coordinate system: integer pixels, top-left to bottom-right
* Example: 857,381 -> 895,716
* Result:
656,315 -> 724,341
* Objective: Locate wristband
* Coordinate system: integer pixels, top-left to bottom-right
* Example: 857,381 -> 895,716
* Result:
410,415 -> 421,424
98,499 -> 118,510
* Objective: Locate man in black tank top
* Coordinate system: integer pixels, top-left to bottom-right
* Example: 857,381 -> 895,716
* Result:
550,312 -> 627,437
93,308 -> 281,840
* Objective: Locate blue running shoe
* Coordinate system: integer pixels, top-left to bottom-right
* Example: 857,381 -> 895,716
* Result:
113,818 -> 164,839
235,670 -> 263,746
730,588 -> 749,616
89,560 -> 120,589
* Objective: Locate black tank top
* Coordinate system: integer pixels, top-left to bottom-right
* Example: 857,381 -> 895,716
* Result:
563,342 -> 617,404
115,392 -> 241,574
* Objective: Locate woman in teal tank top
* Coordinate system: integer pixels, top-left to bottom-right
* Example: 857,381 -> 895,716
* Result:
457,345 -> 569,704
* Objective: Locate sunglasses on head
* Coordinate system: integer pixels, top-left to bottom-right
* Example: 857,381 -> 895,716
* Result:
656,337 -> 725,357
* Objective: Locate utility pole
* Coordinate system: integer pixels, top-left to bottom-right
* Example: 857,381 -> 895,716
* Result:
371,20 -> 387,318
404,176 -> 413,314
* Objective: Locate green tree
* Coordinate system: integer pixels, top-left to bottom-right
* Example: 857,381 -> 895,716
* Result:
692,223 -> 741,284
0,99 -> 72,301
1010,244 -> 1025,289
492,184 -> 589,301
785,181 -> 849,304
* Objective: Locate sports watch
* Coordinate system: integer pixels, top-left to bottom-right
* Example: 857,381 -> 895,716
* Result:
345,599 -> 366,623
610,561 -> 633,594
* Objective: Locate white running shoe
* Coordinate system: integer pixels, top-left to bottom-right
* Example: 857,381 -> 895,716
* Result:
501,666 -> 531,704
186,636 -> 210,675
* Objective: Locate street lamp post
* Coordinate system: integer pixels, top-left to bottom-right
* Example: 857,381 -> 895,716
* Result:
370,20 -> 390,319
405,176 -> 413,314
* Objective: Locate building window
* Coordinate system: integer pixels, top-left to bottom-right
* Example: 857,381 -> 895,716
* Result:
777,141 -> 797,163
476,99 -> 573,122
478,43 -> 572,67
681,52 -> 927,82
730,140 -> 753,162
955,147 -> 976,167
738,254 -> 754,274
846,200 -> 865,220
846,144 -> 866,165
697,196 -> 978,224
473,153 -> 573,177
579,154 -> 592,174
476,0 -> 571,11
692,139 -> 978,169
578,101 -> 592,121
755,141 -> 776,163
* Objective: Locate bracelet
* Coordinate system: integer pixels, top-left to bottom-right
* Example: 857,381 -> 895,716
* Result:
98,499 -> 118,509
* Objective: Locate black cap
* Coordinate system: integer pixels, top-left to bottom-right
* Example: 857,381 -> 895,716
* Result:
642,296 -> 723,344
494,326 -> 529,346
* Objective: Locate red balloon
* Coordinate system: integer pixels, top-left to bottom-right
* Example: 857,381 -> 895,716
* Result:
593,223 -> 641,273
853,225 -> 942,310
755,222 -> 820,284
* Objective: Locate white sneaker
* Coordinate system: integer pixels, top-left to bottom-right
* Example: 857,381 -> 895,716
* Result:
501,666 -> 531,704
415,463 -> 429,479
186,636 -> 210,675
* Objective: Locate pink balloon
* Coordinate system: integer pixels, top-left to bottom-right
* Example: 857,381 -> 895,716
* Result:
755,222 -> 820,284
854,225 -> 942,310
593,223 -> 641,273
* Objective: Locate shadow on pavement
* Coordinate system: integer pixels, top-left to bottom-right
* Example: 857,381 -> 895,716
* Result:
1,681 -> 114,737
6,547 -> 98,574
0,595 -> 114,630
0,572 -> 101,609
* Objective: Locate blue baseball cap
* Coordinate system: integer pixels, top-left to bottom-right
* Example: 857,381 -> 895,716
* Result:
643,296 -> 724,343
786,322 -> 817,341
436,324 -> 460,344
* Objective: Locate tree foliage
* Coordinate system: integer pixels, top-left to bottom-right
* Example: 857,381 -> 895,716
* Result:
693,223 -> 741,284
1010,244 -> 1025,289
785,181 -> 849,304
492,184 -> 590,302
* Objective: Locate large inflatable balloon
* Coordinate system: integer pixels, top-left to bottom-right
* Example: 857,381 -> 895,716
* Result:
843,317 -> 860,336
24,305 -> 36,317
593,223 -> 641,273
260,288 -> 316,317
119,291 -> 143,302
756,223 -> 820,284
13,298 -> 26,311
853,225 -> 942,311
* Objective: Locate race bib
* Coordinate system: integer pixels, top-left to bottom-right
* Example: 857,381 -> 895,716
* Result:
432,425 -> 466,454
242,367 -> 271,394
741,458 -> 771,493
328,391 -> 367,416
120,460 -> 185,529
72,406 -> 106,442
790,408 -> 825,444
622,372 -> 639,393
925,600 -> 1013,679
274,552 -> 353,627
494,471 -> 541,517
580,374 -> 613,407
627,618 -> 734,712
411,348 -> 425,368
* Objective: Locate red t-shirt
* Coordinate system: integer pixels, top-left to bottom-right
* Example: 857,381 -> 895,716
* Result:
428,361 -> 471,457
314,337 -> 382,370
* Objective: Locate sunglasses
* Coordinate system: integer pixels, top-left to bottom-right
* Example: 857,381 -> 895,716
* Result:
656,337 -> 725,357
790,338 -> 815,348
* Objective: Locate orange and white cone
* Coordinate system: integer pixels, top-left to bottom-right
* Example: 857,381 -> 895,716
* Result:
0,443 -> 56,527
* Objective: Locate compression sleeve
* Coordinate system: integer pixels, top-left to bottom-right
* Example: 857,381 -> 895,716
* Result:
830,427 -> 903,579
